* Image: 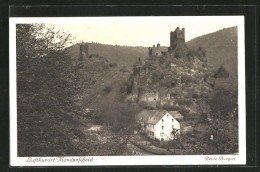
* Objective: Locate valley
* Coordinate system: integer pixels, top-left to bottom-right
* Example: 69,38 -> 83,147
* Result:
16,25 -> 239,156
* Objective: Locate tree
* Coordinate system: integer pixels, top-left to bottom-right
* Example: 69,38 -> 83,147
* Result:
16,24 -> 76,104
16,24 -> 80,156
16,24 -> 78,116
209,87 -> 237,119
207,87 -> 238,154
16,24 -> 74,63
169,128 -> 180,154
198,46 -> 206,57
196,92 -> 211,121
208,118 -> 238,154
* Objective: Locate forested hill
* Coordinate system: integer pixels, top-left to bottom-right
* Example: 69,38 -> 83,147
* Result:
186,26 -> 237,77
186,26 -> 238,93
68,43 -> 148,69
68,27 -> 238,75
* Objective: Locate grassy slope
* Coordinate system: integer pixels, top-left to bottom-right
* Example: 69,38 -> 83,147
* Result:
67,43 -> 149,108
186,26 -> 238,93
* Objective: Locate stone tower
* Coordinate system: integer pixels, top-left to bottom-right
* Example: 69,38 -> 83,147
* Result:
170,27 -> 185,50
79,44 -> 88,61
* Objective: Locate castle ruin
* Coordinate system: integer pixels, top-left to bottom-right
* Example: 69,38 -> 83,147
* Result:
79,44 -> 88,61
148,27 -> 188,58
148,43 -> 162,57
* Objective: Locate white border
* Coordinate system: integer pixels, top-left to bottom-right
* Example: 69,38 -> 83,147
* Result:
9,16 -> 246,166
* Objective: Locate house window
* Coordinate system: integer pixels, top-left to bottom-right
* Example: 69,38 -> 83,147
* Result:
162,126 -> 164,130
172,119 -> 174,122
172,125 -> 174,129
167,114 -> 169,117
162,119 -> 164,122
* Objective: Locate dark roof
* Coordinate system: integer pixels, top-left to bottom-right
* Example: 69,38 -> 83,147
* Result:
136,110 -> 182,124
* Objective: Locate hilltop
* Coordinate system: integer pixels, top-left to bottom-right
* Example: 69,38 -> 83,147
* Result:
67,26 -> 238,94
124,26 -> 238,117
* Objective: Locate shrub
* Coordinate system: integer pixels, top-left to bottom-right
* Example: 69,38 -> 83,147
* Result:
178,107 -> 190,117
177,98 -> 193,106
120,66 -> 129,73
103,85 -> 112,93
192,93 -> 200,99
151,70 -> 163,84
159,56 -> 166,65
109,63 -> 118,67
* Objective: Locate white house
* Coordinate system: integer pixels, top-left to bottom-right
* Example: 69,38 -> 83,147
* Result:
136,110 -> 182,141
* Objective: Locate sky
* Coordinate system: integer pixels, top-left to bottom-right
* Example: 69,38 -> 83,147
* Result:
52,17 -> 238,47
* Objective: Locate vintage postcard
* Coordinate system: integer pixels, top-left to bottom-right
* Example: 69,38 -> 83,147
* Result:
9,16 -> 246,166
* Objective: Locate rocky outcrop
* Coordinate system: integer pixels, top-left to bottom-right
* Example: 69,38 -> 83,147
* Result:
126,47 -> 215,116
